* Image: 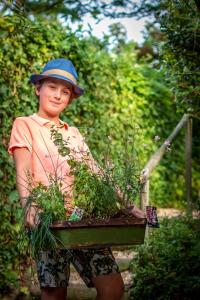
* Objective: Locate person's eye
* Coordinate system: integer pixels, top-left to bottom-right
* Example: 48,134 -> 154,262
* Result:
63,90 -> 70,95
49,84 -> 56,89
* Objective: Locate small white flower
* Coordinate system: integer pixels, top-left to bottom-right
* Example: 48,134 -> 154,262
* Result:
143,143 -> 148,149
126,184 -> 132,190
166,146 -> 172,152
135,124 -> 140,129
154,135 -> 160,141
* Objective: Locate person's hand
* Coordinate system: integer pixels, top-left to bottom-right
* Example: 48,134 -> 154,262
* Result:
64,201 -> 75,218
25,205 -> 40,228
130,205 -> 146,219
114,185 -> 146,219
123,205 -> 146,219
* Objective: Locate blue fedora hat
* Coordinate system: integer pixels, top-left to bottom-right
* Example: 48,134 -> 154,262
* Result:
30,58 -> 84,98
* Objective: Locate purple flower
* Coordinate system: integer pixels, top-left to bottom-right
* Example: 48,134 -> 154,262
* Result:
164,140 -> 171,146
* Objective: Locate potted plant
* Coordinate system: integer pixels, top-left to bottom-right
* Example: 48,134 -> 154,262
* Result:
25,125 -> 146,256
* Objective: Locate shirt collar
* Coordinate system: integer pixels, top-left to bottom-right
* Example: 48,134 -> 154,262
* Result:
31,113 -> 68,130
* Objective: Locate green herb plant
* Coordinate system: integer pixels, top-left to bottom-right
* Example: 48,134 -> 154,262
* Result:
50,125 -> 121,219
23,124 -> 142,256
50,125 -> 142,219
24,175 -> 66,257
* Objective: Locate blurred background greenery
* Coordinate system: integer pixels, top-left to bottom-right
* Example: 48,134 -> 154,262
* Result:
0,0 -> 199,298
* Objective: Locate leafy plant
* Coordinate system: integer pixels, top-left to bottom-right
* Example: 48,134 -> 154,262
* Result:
71,162 -> 120,218
50,125 -> 141,219
23,178 -> 66,257
129,217 -> 200,300
26,179 -> 66,220
20,124 -> 142,256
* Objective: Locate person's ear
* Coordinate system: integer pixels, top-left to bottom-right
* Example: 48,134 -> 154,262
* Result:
35,82 -> 42,96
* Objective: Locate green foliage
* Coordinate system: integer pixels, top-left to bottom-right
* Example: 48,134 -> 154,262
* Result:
21,179 -> 67,258
0,0 -> 145,21
27,181 -> 66,220
135,0 -> 200,112
72,164 -> 120,218
21,125 -> 142,255
135,0 -> 200,205
50,125 -> 140,218
161,1 -> 200,113
0,13 -> 198,295
28,212 -> 60,259
129,217 -> 200,300
0,192 -> 21,294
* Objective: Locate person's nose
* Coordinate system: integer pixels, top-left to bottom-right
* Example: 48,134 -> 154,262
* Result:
54,88 -> 61,99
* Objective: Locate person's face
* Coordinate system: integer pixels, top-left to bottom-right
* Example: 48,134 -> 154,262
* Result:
36,78 -> 72,118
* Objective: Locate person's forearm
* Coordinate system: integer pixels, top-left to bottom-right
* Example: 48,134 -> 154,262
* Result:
13,148 -> 38,227
16,171 -> 31,207
13,148 -> 33,208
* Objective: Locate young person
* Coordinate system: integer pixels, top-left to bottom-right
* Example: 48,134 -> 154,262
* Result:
8,58 -> 145,300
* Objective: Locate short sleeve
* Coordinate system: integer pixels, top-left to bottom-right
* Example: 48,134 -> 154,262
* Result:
8,118 -> 33,155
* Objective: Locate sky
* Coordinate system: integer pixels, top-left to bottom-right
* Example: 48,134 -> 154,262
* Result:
69,15 -> 148,44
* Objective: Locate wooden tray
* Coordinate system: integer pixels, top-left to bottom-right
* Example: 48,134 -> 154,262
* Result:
50,218 -> 147,248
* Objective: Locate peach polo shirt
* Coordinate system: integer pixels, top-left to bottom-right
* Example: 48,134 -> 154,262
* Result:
8,113 -> 98,211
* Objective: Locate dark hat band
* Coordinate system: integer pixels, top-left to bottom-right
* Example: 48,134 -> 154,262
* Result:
42,69 -> 77,84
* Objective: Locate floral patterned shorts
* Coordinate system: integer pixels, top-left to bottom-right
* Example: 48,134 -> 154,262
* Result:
36,247 -> 119,288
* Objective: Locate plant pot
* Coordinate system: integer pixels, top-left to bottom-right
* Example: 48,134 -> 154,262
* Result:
50,217 -> 147,248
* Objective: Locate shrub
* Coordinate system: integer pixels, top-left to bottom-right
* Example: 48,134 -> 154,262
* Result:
129,217 -> 200,300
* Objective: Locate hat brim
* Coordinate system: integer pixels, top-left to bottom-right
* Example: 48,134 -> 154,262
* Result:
30,74 -> 84,98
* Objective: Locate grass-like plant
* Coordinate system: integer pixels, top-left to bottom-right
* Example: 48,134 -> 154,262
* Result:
24,177 -> 66,257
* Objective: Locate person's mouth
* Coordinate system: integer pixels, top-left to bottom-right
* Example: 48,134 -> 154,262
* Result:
50,101 -> 61,106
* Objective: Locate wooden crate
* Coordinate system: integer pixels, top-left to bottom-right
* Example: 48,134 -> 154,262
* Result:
50,218 -> 147,248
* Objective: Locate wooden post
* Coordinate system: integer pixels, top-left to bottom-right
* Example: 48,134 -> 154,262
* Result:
185,117 -> 192,212
140,180 -> 150,238
140,114 -> 190,179
140,180 -> 149,211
